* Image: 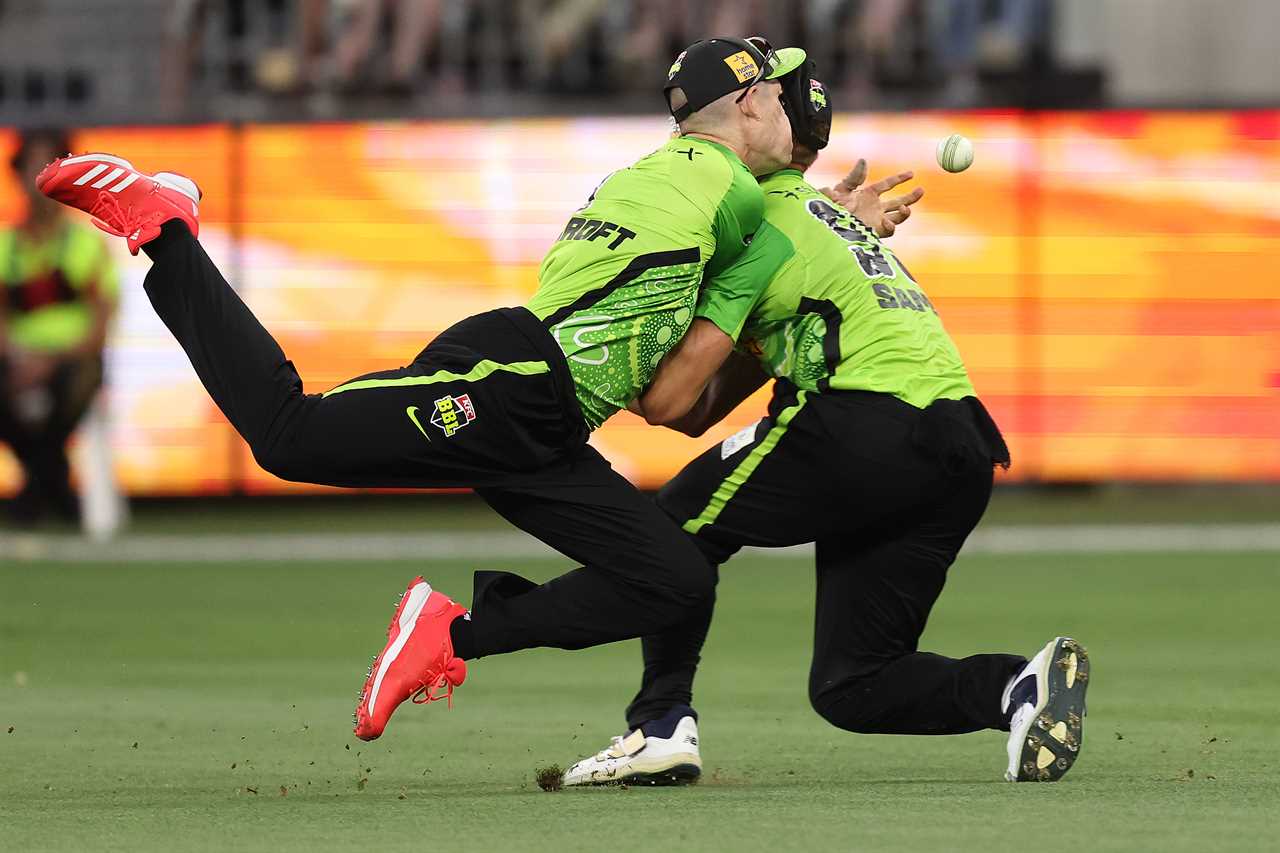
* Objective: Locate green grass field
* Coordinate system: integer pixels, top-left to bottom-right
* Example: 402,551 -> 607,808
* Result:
3,545 -> 1279,851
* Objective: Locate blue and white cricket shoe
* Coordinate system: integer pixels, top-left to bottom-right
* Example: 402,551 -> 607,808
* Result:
562,705 -> 702,787
1004,636 -> 1090,782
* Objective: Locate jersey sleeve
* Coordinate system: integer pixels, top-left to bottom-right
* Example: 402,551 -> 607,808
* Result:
703,162 -> 764,279
695,220 -> 797,341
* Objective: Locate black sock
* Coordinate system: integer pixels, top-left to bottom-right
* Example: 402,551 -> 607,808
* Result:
449,613 -> 477,661
141,219 -> 194,261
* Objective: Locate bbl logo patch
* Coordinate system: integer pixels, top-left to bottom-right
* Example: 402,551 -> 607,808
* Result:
809,79 -> 827,109
723,50 -> 759,83
667,50 -> 687,80
431,393 -> 476,437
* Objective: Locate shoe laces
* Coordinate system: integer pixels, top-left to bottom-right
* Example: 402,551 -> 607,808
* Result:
595,735 -> 626,761
593,732 -> 644,761
408,647 -> 461,708
409,671 -> 456,708
88,190 -> 135,236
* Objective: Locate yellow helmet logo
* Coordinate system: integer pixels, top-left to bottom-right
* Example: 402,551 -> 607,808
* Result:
723,50 -> 759,84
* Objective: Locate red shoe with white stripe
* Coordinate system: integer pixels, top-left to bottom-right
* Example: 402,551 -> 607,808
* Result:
36,153 -> 201,256
353,577 -> 469,741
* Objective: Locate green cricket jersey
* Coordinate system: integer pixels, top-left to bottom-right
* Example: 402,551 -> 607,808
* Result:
1,221 -> 119,352
734,169 -> 975,409
525,136 -> 765,429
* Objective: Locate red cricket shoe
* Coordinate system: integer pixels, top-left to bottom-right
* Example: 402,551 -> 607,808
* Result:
353,577 -> 468,741
36,153 -> 201,256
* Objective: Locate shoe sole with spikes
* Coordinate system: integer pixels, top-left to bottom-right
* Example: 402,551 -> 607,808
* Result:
353,580 -> 426,737
1008,637 -> 1090,782
352,577 -> 467,741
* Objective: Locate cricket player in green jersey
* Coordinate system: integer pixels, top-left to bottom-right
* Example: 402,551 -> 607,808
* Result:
42,36 -> 842,745
562,68 -> 1090,786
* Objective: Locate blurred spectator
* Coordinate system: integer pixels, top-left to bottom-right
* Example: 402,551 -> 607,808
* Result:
927,0 -> 1052,103
0,129 -> 119,527
139,0 -> 1068,112
803,0 -> 916,108
331,0 -> 446,94
613,0 -> 767,91
163,0 -> 300,109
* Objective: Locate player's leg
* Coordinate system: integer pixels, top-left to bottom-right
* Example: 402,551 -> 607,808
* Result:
139,222 -> 306,467
557,591 -> 714,787
623,588 -> 716,731
623,383 -> 862,731
806,492 -> 1090,781
467,447 -> 715,655
41,355 -> 104,520
560,385 -> 843,785
38,158 -> 570,491
805,467 -> 1027,736
584,389 -> 1012,784
0,355 -> 100,522
353,445 -> 718,742
141,222 -> 575,489
0,371 -> 45,523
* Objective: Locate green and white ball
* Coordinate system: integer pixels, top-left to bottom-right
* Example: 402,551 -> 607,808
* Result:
936,133 -> 974,173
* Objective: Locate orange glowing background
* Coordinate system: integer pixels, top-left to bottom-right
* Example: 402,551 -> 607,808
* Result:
1,112 -> 1277,494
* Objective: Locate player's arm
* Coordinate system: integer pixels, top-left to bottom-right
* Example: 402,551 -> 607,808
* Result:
633,222 -> 795,427
659,349 -> 768,437
630,318 -> 734,427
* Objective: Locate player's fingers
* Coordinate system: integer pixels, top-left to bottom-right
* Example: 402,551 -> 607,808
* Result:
886,204 -> 912,225
838,158 -> 868,190
878,217 -> 897,237
867,170 -> 914,195
884,186 -> 925,210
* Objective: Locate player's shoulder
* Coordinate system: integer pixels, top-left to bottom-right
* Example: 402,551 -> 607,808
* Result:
652,138 -> 759,195
760,170 -> 824,206
759,171 -> 833,238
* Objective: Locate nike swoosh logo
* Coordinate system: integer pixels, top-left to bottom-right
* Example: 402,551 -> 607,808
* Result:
406,406 -> 432,442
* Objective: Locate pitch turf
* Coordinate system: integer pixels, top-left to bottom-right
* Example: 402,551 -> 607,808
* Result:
3,551 -> 1278,852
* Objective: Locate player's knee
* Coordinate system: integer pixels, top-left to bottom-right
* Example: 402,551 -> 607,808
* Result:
808,676 -> 879,734
252,440 -> 304,481
666,566 -> 715,608
661,551 -> 717,608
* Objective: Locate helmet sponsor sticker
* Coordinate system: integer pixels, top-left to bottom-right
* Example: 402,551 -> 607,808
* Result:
723,51 -> 759,83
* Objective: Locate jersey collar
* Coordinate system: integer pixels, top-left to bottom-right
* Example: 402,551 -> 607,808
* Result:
679,135 -> 749,169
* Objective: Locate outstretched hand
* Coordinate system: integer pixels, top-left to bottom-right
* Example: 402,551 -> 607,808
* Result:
820,159 -> 924,238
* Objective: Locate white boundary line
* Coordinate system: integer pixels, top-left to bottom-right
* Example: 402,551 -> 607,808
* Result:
2,524 -> 1279,563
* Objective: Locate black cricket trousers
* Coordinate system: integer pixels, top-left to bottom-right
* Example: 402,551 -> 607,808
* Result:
141,223 -> 713,658
629,381 -> 1024,735
0,353 -> 102,522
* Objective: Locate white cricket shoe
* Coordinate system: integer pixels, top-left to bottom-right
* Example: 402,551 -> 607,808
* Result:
562,709 -> 702,787
1004,636 -> 1090,782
